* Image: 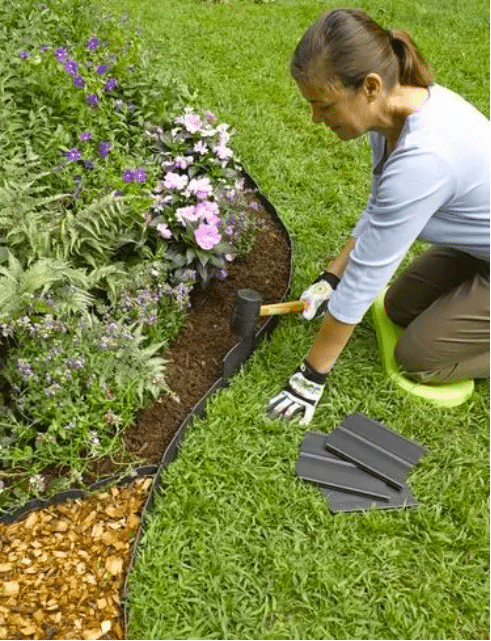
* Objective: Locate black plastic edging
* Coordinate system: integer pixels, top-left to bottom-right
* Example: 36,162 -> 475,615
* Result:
122,168 -> 294,637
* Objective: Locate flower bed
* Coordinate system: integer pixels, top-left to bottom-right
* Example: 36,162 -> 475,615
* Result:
0,0 -> 279,514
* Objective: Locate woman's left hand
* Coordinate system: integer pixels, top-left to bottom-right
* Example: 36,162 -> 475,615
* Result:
266,359 -> 328,425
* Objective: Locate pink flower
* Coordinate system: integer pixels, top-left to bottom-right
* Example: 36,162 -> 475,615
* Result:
194,222 -> 221,250
182,113 -> 203,134
213,144 -> 233,161
186,177 -> 213,199
174,155 -> 194,170
164,172 -> 188,190
156,222 -> 172,239
195,200 -> 220,224
176,205 -> 200,224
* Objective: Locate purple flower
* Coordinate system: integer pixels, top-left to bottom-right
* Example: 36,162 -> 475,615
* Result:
134,168 -> 147,182
87,38 -> 100,50
64,59 -> 78,76
84,160 -> 94,170
204,110 -> 218,124
179,112 -> 203,134
104,78 -> 118,91
45,383 -> 61,398
127,104 -> 136,113
66,148 -> 81,162
113,190 -> 123,198
80,132 -> 92,142
66,355 -> 85,370
20,50 -> 29,58
122,169 -> 134,182
73,76 -> 85,88
174,156 -> 193,170
114,99 -> 124,110
98,142 -> 111,159
96,64 -> 108,75
86,94 -> 98,105
40,44 -> 49,51
55,47 -> 68,61
213,144 -> 233,161
17,359 -> 33,379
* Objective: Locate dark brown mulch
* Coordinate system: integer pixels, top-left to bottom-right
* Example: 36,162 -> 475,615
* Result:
87,194 -> 290,477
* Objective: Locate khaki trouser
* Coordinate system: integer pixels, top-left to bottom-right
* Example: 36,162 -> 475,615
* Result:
384,246 -> 490,383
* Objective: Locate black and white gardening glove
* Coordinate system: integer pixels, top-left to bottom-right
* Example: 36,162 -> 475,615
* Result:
300,271 -> 340,320
267,359 -> 328,425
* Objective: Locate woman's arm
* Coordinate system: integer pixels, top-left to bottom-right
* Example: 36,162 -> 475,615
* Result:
326,235 -> 357,278
306,311 -> 356,374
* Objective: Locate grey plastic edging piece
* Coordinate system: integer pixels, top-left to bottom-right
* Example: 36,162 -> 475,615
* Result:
297,454 -> 391,501
324,413 -> 428,490
320,484 -> 419,513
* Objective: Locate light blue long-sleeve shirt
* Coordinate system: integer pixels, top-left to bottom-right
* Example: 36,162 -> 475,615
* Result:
328,83 -> 490,325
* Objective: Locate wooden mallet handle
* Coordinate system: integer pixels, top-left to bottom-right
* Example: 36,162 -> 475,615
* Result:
259,300 -> 307,316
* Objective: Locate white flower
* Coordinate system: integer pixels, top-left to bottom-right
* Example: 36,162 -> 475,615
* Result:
29,474 -> 45,492
194,140 -> 208,154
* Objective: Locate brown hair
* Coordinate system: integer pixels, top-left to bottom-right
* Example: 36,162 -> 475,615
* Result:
290,8 -> 434,92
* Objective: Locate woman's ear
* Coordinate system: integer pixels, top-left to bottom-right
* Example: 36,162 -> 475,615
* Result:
363,73 -> 384,102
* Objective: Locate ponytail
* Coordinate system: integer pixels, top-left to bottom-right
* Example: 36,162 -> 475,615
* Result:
389,29 -> 434,87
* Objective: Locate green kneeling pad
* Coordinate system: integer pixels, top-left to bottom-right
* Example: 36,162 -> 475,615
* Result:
370,287 -> 474,408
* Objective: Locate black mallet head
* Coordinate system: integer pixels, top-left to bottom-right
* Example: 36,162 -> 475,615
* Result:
231,289 -> 262,340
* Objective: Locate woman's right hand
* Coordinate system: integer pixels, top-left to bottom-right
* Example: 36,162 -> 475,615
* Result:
300,271 -> 340,320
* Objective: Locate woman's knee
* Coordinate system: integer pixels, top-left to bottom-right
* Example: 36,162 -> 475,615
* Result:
393,334 -> 448,383
384,287 -> 412,328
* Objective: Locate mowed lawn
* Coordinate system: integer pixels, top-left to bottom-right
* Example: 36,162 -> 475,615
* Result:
98,0 -> 490,638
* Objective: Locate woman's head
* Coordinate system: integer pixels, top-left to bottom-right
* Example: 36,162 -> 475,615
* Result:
291,8 -> 434,139
291,8 -> 433,92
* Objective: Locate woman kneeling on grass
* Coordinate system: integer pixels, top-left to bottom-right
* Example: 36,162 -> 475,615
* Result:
267,7 -> 490,425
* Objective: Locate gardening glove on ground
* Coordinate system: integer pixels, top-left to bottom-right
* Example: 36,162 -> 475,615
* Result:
267,359 -> 328,426
300,271 -> 340,320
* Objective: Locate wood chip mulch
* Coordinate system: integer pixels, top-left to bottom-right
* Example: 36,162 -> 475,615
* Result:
0,477 -> 152,640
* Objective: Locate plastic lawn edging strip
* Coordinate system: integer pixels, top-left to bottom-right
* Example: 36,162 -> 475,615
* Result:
371,287 -> 475,407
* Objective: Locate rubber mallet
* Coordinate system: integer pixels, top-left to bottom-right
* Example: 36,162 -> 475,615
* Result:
231,289 -> 307,340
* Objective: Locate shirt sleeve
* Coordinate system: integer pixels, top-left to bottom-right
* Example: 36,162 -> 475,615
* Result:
328,149 -> 456,324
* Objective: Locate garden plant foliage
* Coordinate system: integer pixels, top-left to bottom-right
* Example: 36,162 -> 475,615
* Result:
0,0 -> 263,511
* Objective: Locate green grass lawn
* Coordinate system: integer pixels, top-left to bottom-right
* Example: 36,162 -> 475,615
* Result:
99,0 -> 489,638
